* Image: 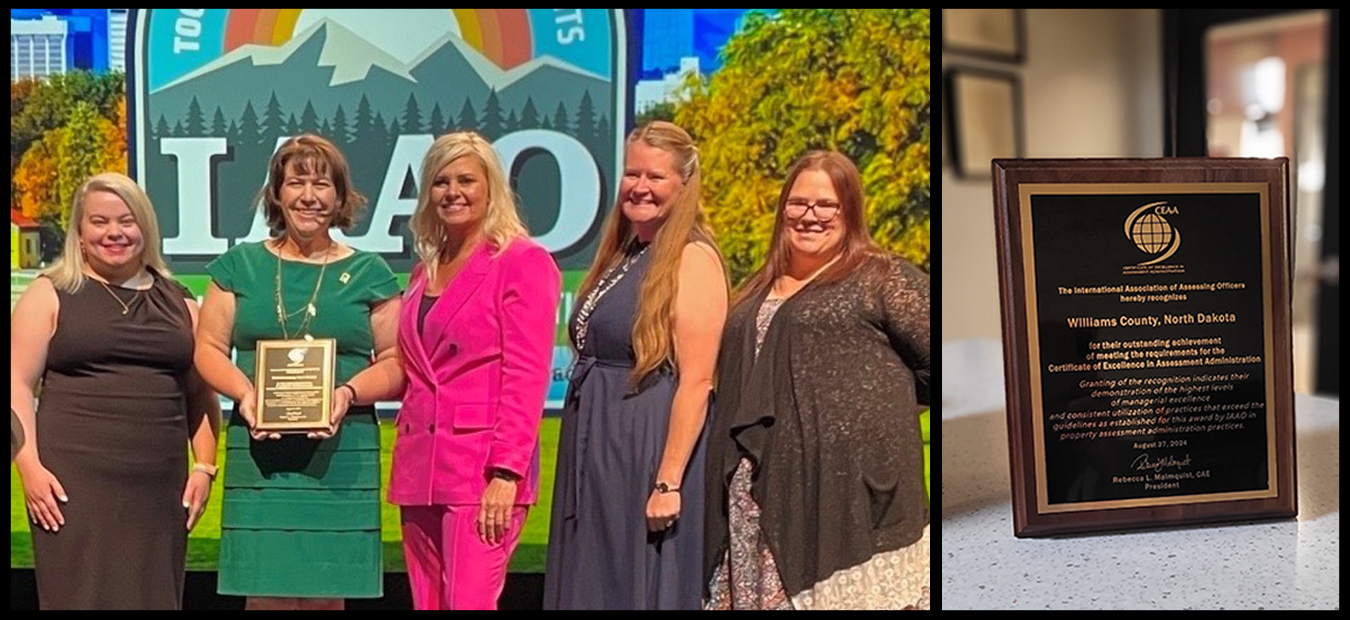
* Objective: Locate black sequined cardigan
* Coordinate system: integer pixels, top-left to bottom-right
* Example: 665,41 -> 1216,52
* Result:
704,253 -> 931,598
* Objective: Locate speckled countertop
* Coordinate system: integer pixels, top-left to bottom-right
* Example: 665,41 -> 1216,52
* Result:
941,339 -> 1340,609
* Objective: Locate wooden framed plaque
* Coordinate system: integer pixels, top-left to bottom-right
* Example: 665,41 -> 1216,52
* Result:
992,158 -> 1297,537
254,338 -> 336,433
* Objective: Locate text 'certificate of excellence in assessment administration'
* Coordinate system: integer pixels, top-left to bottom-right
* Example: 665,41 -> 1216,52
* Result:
993,159 -> 1297,537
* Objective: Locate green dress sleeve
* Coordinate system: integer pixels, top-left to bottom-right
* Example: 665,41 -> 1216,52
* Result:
358,253 -> 401,304
204,243 -> 243,292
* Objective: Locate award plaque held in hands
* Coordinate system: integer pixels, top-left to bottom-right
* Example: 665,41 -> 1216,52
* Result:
254,338 -> 336,433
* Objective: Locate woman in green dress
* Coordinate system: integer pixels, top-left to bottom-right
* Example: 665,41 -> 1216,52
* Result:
195,135 -> 402,609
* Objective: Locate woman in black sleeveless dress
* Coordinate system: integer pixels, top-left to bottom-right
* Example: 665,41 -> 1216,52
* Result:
12,173 -> 219,609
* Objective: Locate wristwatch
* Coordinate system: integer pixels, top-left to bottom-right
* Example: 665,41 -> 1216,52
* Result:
492,468 -> 521,482
654,481 -> 681,494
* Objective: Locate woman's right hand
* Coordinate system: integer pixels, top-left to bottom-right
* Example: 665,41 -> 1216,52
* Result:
239,388 -> 280,441
18,459 -> 68,532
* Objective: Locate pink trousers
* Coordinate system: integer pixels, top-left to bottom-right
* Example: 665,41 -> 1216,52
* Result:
400,505 -> 528,610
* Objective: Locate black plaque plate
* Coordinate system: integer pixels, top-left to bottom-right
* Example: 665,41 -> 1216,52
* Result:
993,158 -> 1297,537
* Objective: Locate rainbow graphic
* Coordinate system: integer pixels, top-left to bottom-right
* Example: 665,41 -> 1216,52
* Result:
221,9 -> 534,71
140,9 -> 614,91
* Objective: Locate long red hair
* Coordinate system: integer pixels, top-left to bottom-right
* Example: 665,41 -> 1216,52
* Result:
575,121 -> 724,386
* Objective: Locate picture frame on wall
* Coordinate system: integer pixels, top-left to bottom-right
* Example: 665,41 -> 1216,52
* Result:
946,68 -> 1023,179
942,8 -> 1025,63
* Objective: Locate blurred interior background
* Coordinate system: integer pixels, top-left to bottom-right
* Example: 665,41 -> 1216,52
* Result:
941,8 -> 1339,398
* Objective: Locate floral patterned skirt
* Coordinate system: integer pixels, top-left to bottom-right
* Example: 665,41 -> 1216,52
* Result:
707,458 -> 930,610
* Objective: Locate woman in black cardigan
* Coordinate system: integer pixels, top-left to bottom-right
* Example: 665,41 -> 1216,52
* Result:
705,151 -> 930,610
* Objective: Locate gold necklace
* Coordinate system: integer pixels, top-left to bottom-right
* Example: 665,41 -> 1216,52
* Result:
273,239 -> 332,340
97,279 -> 142,315
91,269 -> 148,315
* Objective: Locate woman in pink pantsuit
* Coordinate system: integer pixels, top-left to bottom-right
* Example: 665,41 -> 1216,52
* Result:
338,132 -> 560,609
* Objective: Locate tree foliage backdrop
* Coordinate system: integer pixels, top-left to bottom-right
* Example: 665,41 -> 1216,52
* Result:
676,9 -> 930,285
11,70 -> 127,230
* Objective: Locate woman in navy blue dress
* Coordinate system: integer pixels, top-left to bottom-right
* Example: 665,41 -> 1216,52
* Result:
544,121 -> 727,609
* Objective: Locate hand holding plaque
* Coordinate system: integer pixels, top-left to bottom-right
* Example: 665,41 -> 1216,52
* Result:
254,339 -> 337,434
237,387 -> 279,441
307,383 -> 355,440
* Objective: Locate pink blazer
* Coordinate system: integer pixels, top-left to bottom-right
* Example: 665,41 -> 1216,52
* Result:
388,239 -> 561,507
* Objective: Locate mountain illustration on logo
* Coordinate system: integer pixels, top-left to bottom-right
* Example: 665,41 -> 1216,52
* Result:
149,17 -> 610,137
133,9 -> 623,273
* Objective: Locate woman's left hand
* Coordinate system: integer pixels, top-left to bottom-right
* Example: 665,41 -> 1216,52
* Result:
645,489 -> 681,532
182,470 -> 212,531
477,476 -> 518,545
310,385 -> 352,440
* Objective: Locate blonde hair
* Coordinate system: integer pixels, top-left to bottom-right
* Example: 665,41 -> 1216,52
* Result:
44,172 -> 173,293
576,121 -> 724,387
410,131 -> 529,281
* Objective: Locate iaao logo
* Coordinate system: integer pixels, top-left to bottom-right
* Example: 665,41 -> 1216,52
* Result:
130,9 -> 626,273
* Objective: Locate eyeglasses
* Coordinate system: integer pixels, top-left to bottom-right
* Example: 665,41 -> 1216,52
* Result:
784,199 -> 842,222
